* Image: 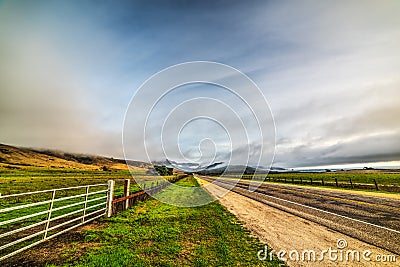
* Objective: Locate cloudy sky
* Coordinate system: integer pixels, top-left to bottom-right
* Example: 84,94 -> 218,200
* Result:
1,0 -> 399,169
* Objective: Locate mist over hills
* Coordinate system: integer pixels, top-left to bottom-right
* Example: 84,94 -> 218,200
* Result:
2,143 -> 397,175
154,158 -> 288,175
0,143 -> 150,171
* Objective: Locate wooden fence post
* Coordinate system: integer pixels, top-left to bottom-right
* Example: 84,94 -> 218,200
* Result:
107,180 -> 115,217
374,179 -> 379,191
321,178 -> 324,186
335,178 -> 338,187
350,178 -> 354,189
124,179 -> 130,210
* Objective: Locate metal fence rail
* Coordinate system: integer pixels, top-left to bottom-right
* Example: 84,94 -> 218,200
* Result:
0,182 -> 112,262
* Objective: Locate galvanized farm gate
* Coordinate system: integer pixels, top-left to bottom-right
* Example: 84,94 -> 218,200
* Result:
0,181 -> 113,261
0,175 -> 185,262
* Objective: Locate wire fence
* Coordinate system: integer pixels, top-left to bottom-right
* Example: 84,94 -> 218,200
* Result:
230,175 -> 400,192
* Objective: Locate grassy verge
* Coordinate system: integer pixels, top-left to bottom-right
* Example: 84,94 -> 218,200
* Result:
241,173 -> 400,186
0,169 -> 180,260
243,178 -> 400,199
222,173 -> 400,194
42,176 -> 282,267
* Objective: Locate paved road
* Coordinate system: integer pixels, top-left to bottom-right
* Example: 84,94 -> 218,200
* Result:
200,176 -> 400,255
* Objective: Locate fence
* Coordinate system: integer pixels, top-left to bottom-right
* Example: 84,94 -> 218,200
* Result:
111,175 -> 185,215
0,174 -> 186,262
263,176 -> 400,192
234,175 -> 400,192
0,183 -> 111,261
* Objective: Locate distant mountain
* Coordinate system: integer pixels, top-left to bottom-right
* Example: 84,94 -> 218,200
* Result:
153,158 -> 289,175
195,164 -> 288,175
196,165 -> 258,175
154,159 -> 224,172
0,143 -> 150,171
150,157 -> 293,175
270,166 -> 287,171
204,162 -> 225,169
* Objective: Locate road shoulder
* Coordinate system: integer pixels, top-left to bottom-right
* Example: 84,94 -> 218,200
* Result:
197,178 -> 397,267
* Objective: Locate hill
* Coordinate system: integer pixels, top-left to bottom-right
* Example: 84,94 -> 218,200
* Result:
0,143 -> 150,171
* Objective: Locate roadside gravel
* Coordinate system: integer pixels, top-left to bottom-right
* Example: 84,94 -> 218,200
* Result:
197,178 -> 397,267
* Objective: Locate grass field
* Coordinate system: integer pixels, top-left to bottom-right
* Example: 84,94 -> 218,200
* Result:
0,168 -> 177,199
0,168 -> 139,196
0,168 -> 176,259
240,172 -> 400,185
17,176 -> 282,267
0,168 -> 179,229
230,172 -> 400,193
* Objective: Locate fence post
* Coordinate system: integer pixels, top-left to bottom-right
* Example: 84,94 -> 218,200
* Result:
310,178 -> 313,185
82,185 -> 90,223
107,180 -> 115,217
43,189 -> 56,240
335,178 -> 338,187
373,179 -> 379,191
124,179 -> 130,210
321,178 -> 324,186
350,178 -> 354,189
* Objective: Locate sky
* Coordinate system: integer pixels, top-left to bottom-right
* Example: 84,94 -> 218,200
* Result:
1,0 -> 399,169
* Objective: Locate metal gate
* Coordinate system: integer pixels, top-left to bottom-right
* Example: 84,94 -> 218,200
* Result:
0,181 -> 113,261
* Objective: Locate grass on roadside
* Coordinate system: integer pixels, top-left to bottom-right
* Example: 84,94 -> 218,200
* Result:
242,172 -> 400,186
224,172 -> 400,194
44,176 -> 282,267
0,169 -> 176,260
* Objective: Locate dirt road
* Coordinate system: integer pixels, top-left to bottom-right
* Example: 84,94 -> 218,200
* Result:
197,177 -> 398,267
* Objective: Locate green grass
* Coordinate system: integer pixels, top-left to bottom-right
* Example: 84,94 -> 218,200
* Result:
155,175 -> 214,207
48,176 -> 282,267
0,168 -> 176,198
0,169 -> 139,227
240,172 -> 400,186
224,173 -> 400,193
0,169 -> 137,196
0,169 -> 180,235
0,168 -> 171,254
